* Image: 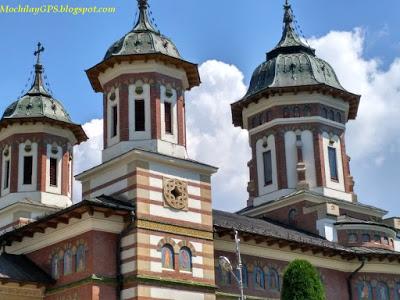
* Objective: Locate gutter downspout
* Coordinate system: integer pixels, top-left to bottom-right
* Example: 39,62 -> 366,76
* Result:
347,256 -> 366,300
116,211 -> 135,300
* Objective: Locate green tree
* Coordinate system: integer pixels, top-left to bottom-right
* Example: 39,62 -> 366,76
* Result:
281,259 -> 325,300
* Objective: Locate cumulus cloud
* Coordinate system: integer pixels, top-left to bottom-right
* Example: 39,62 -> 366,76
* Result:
73,119 -> 103,202
308,29 -> 400,162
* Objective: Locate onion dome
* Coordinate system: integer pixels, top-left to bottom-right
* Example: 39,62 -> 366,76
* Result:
231,1 -> 360,127
104,0 -> 180,59
86,0 -> 200,93
0,43 -> 87,143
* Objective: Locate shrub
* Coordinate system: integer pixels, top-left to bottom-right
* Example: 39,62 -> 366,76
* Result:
281,259 -> 325,300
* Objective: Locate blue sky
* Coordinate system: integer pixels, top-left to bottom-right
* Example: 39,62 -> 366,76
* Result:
1,0 -> 400,216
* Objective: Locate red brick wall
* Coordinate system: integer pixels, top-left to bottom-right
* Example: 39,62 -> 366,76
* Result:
27,230 -> 118,292
262,201 -> 318,234
44,284 -> 116,300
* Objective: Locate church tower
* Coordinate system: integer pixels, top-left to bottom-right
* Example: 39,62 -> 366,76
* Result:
231,2 -> 391,243
232,2 -> 360,208
86,0 -> 199,163
78,1 -> 217,299
0,43 -> 87,232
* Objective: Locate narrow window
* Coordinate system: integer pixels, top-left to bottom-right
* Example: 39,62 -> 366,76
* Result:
178,247 -> 192,272
329,110 -> 335,121
4,160 -> 10,189
161,244 -> 174,269
374,235 -> 381,243
23,156 -> 33,185
263,151 -> 273,186
362,234 -> 371,243
135,99 -> 145,131
328,147 -> 338,181
50,158 -> 57,187
111,105 -> 118,137
164,102 -> 172,134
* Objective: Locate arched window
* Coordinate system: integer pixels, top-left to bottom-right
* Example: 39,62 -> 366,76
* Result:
362,234 -> 370,243
304,105 -> 311,116
374,235 -> 381,243
322,107 -> 328,118
329,110 -> 335,121
288,208 -> 297,226
76,244 -> 86,272
217,265 -> 231,286
336,112 -> 342,123
253,267 -> 265,289
383,237 -> 389,245
266,111 -> 272,122
51,255 -> 60,279
161,244 -> 174,269
375,282 -> 389,300
63,249 -> 73,275
178,247 -> 192,272
357,281 -> 372,300
348,233 -> 358,243
260,112 -> 266,124
241,265 -> 248,288
283,107 -> 290,118
267,268 -> 280,291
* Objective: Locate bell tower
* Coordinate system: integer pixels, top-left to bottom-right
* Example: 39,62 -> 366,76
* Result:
232,2 -> 360,208
86,0 -> 199,163
78,1 -> 217,299
0,43 -> 87,232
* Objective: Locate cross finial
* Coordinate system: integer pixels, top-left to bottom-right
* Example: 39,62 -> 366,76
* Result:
34,42 -> 45,64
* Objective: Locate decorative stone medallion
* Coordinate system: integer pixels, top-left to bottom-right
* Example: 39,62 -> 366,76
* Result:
163,178 -> 188,211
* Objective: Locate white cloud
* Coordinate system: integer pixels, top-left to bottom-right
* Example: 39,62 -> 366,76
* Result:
73,118 -> 103,202
308,29 -> 400,162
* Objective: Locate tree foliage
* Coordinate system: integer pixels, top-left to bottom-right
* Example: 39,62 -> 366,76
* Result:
281,259 -> 325,300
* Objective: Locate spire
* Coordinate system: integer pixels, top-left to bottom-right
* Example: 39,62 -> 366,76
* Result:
266,0 -> 315,60
28,42 -> 50,96
133,0 -> 158,33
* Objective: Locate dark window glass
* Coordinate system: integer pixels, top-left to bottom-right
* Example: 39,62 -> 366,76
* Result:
383,237 -> 389,245
329,110 -> 335,120
263,151 -> 273,186
362,234 -> 371,243
283,107 -> 290,118
328,147 -> 338,181
4,160 -> 10,189
293,106 -> 300,117
50,158 -> 57,187
336,112 -> 342,123
165,102 -> 172,134
23,156 -> 33,185
135,99 -> 145,131
288,208 -> 297,226
111,105 -> 118,137
322,107 -> 328,118
374,235 -> 381,243
304,105 -> 311,116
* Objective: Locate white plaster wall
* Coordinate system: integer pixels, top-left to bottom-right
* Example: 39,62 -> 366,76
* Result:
322,132 -> 345,193
121,287 -> 137,300
1,147 -> 11,196
316,218 -> 338,242
256,135 -> 278,196
394,239 -> 400,252
302,130 -> 317,188
107,87 -> 120,147
46,144 -> 62,194
129,82 -> 151,140
18,142 -> 38,192
160,85 -> 178,144
150,287 -> 205,300
284,131 -> 297,189
0,192 -> 71,210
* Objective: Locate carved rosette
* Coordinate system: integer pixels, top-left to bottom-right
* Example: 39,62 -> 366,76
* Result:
163,178 -> 188,211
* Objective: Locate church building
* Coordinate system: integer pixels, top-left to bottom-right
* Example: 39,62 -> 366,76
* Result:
0,1 -> 399,299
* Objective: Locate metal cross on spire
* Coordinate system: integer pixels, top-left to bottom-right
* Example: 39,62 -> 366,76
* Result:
138,0 -> 148,10
34,42 -> 45,65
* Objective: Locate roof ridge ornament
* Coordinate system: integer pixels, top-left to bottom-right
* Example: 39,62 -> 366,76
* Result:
28,42 -> 51,97
133,0 -> 158,33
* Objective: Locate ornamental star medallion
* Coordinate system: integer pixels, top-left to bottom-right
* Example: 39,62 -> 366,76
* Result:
163,178 -> 188,211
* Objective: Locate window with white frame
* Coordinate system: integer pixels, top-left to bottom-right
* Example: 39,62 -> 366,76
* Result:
328,146 -> 338,181
2,146 -> 10,193
46,144 -> 62,194
18,141 -> 37,192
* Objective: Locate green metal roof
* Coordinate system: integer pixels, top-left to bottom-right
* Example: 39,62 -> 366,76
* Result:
2,62 -> 72,124
246,2 -> 347,97
104,0 -> 181,60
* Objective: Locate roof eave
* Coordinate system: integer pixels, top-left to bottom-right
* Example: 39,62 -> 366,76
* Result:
231,84 -> 361,128
86,53 -> 201,93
